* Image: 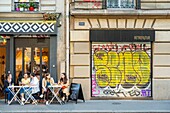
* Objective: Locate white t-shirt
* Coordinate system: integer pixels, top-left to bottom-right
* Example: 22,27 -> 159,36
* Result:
30,77 -> 40,94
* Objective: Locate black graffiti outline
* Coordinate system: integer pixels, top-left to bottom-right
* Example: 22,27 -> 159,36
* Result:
128,89 -> 141,96
103,89 -> 126,97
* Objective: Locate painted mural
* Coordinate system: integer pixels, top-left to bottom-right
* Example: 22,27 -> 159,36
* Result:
92,42 -> 151,97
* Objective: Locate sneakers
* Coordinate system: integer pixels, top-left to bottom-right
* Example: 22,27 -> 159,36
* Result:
45,101 -> 49,105
7,101 -> 10,105
14,98 -> 17,101
21,98 -> 25,102
40,94 -> 43,98
32,100 -> 37,105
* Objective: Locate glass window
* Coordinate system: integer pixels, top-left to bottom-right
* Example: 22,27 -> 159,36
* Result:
33,47 -> 40,74
42,48 -> 49,73
15,48 -> 23,84
13,0 -> 39,12
107,0 -> 134,8
24,47 -> 31,73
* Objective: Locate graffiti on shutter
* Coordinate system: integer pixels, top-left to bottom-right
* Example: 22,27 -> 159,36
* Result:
91,42 -> 151,98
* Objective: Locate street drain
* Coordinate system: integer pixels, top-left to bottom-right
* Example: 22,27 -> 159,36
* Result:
112,102 -> 121,105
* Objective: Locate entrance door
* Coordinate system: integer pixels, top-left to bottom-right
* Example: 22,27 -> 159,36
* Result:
15,47 -> 49,83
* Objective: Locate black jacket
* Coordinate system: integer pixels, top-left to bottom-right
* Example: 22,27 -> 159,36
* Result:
4,79 -> 13,89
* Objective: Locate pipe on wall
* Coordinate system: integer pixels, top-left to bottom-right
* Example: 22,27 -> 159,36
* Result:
66,0 -> 70,80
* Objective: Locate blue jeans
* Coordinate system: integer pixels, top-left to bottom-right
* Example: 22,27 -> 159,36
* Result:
20,87 -> 31,94
20,88 -> 24,94
4,88 -> 13,101
20,87 -> 32,100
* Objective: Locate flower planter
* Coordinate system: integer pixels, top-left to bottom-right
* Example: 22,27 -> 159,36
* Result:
29,7 -> 34,11
24,8 -> 28,11
34,8 -> 38,11
16,8 -> 20,11
20,7 -> 24,11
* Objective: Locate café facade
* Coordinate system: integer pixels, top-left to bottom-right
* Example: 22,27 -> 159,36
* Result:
0,18 -> 58,83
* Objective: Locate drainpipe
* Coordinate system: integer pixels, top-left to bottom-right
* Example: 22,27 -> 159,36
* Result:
66,0 -> 70,80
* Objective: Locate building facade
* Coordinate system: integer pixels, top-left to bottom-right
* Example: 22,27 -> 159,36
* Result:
70,0 -> 170,100
0,0 -> 65,86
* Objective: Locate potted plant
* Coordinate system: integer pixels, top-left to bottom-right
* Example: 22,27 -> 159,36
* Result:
29,2 -> 34,11
23,3 -> 29,11
43,13 -> 57,20
15,3 -> 20,11
19,3 -> 24,11
34,3 -> 38,11
43,13 -> 50,20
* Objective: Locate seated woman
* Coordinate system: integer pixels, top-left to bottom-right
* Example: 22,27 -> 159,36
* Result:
58,73 -> 69,102
4,73 -> 14,104
20,73 -> 30,102
40,73 -> 54,105
30,73 -> 40,104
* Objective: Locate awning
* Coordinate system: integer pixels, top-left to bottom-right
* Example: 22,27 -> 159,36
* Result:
0,21 -> 57,35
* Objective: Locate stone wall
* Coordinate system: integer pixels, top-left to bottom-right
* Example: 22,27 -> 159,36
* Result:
70,16 -> 170,100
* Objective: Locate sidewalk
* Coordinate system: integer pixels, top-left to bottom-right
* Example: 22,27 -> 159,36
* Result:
0,99 -> 170,113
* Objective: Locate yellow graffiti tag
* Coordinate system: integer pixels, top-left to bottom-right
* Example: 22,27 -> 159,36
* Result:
133,51 -> 150,87
109,67 -> 122,87
94,50 -> 108,70
93,48 -> 150,88
107,51 -> 119,68
95,66 -> 121,88
121,51 -> 140,86
96,66 -> 110,88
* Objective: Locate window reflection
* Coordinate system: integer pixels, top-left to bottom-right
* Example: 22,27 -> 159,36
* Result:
33,48 -> 40,74
107,0 -> 134,8
16,48 -> 22,84
24,48 -> 31,73
42,48 -> 49,73
15,47 -> 49,79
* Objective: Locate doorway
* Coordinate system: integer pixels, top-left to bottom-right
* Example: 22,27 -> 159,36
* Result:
0,47 -> 6,98
0,47 -> 6,82
15,37 -> 50,84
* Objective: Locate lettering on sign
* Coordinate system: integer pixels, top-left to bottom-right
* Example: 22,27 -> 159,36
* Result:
134,36 -> 151,41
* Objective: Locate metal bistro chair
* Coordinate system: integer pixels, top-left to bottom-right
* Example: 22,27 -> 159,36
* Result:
4,91 -> 8,103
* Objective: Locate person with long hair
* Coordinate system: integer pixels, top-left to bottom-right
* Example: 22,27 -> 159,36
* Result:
4,73 -> 14,104
58,73 -> 69,102
20,73 -> 30,102
40,73 -> 54,105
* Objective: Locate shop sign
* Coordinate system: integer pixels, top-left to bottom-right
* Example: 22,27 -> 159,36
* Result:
90,30 -> 155,42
